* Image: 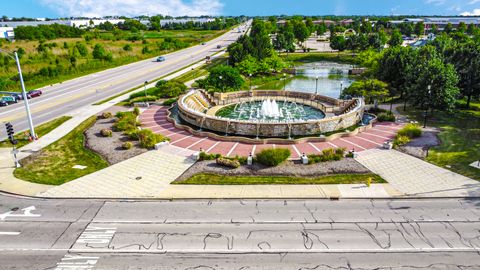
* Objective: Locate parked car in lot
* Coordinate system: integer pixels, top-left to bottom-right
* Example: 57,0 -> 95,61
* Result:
156,56 -> 166,62
11,93 -> 31,100
1,96 -> 17,104
27,90 -> 42,97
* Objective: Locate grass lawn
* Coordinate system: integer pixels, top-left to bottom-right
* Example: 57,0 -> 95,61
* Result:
0,116 -> 72,148
174,173 -> 386,185
400,100 -> 480,180
175,56 -> 228,83
13,116 -> 109,185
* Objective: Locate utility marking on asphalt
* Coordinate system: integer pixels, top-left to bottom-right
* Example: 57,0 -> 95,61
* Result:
0,232 -> 20,235
171,135 -> 194,144
326,142 -> 338,148
76,226 -> 116,245
226,142 -> 239,157
206,141 -> 221,153
54,254 -> 100,270
362,132 -> 390,140
291,145 -> 302,157
339,138 -> 366,150
355,136 -> 382,146
309,143 -> 322,153
0,206 -> 41,221
186,137 -> 208,149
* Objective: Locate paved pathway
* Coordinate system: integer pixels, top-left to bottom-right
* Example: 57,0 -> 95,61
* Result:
140,106 -> 403,158
39,145 -> 197,198
356,149 -> 480,197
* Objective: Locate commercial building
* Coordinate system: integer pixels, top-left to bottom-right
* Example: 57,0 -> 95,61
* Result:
390,17 -> 480,31
0,27 -> 14,39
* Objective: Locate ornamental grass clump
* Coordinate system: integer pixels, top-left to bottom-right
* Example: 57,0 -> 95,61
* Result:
216,157 -> 241,168
255,148 -> 291,167
137,129 -> 169,149
308,147 -> 346,164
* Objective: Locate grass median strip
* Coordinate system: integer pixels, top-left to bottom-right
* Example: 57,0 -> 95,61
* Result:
174,173 -> 386,185
14,116 -> 109,185
0,116 -> 72,148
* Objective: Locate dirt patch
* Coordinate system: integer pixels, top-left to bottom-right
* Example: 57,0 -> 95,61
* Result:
84,107 -> 148,164
176,158 -> 371,182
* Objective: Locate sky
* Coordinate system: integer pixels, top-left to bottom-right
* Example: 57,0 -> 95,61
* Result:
2,0 -> 480,18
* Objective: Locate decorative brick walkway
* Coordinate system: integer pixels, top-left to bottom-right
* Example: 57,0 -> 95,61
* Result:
140,106 -> 403,158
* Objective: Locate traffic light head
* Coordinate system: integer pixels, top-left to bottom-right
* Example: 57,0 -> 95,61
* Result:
5,122 -> 15,144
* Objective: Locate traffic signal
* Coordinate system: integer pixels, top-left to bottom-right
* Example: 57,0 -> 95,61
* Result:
5,122 -> 17,145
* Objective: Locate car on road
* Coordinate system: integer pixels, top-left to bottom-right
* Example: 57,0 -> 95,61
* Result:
1,96 -> 17,104
11,93 -> 31,100
156,56 -> 166,62
27,90 -> 42,97
217,45 -> 222,49
201,42 -> 206,45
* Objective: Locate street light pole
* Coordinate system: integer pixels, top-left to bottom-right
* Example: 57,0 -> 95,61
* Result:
249,74 -> 252,92
283,73 -> 287,91
144,81 -> 148,98
315,76 -> 319,95
423,85 -> 431,128
13,51 -> 36,139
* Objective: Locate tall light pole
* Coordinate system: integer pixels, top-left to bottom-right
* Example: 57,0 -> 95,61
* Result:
283,73 -> 287,91
315,76 -> 319,95
423,85 -> 431,128
249,73 -> 252,91
340,82 -> 343,98
1,49 -> 36,139
144,81 -> 149,98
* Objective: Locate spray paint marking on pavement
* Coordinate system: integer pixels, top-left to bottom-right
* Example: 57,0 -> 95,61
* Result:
54,254 -> 100,270
76,226 -> 117,245
0,206 -> 41,221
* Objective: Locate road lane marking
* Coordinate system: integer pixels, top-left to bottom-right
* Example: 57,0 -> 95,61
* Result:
54,254 -> 99,270
326,142 -> 338,148
76,226 -> 116,245
291,144 -> 302,156
0,206 -> 41,221
0,232 -> 20,235
226,142 -> 239,157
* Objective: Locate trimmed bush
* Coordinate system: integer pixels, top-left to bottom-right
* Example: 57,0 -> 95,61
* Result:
255,148 -> 291,167
377,112 -> 395,122
133,107 -> 140,116
137,129 -> 169,149
199,151 -> 221,161
114,112 -> 138,132
122,142 -> 133,150
308,147 -> 346,164
216,157 -> 240,168
130,95 -> 157,104
102,112 -> 112,119
100,129 -> 112,137
163,98 -> 178,106
397,124 -> 422,138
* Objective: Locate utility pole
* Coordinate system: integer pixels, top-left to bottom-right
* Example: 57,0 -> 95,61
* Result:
13,51 -> 36,139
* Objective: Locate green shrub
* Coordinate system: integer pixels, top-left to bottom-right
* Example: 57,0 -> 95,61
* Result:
124,130 -> 140,140
100,129 -> 112,137
199,151 -> 221,161
129,88 -> 160,99
230,155 -> 248,165
216,157 -> 240,168
397,124 -> 422,138
130,95 -> 157,104
377,112 -> 395,122
308,147 -> 346,164
163,98 -> 178,106
122,142 -> 133,150
133,107 -> 140,116
138,129 -> 169,149
393,135 -> 411,147
255,148 -> 291,167
102,112 -> 112,119
114,112 -> 138,132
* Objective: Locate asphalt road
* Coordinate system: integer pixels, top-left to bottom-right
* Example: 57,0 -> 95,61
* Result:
0,22 -> 251,140
0,195 -> 479,269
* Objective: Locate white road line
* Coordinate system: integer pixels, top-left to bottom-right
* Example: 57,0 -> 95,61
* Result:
171,135 -> 193,144
226,142 -> 239,157
186,137 -> 208,149
309,142 -> 322,152
0,232 -> 20,235
326,142 -> 338,148
206,141 -> 221,153
355,136 -> 383,146
292,145 -> 302,156
251,145 -> 257,155
339,138 -> 366,150
362,132 -> 390,140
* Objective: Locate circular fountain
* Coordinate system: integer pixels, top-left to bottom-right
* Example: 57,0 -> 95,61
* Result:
175,89 -> 365,138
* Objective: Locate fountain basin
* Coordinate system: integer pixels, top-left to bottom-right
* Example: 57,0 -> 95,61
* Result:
177,90 -> 364,138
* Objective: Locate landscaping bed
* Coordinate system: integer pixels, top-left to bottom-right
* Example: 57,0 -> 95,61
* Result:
176,158 -> 372,183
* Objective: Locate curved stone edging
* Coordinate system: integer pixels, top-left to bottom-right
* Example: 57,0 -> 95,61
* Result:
164,105 -> 378,145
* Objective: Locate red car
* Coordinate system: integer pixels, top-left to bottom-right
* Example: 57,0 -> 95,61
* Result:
27,90 -> 42,98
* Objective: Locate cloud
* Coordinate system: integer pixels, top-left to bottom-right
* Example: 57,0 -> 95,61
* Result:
461,8 -> 480,15
425,0 -> 446,5
469,0 -> 480,4
39,0 -> 223,17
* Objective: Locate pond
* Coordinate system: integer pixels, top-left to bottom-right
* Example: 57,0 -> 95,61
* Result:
257,61 -> 356,98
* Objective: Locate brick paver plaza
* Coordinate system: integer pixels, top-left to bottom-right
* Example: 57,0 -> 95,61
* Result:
140,105 -> 404,158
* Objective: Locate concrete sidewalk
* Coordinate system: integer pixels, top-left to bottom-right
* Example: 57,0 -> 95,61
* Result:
356,149 -> 480,197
